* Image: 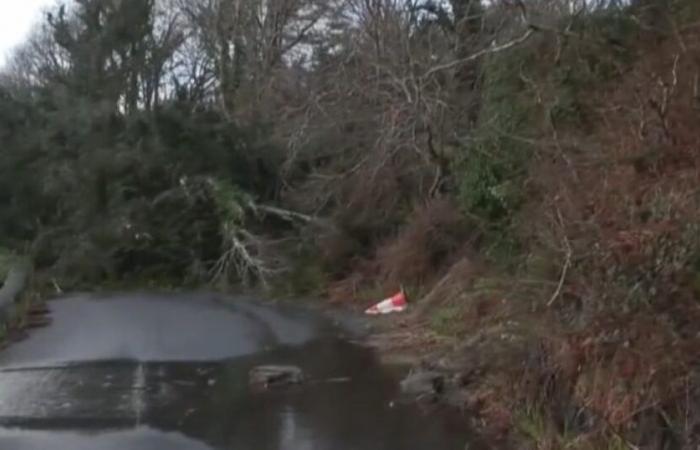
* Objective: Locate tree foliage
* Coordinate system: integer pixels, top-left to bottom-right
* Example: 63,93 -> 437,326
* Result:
0,0 -> 683,291
0,0 -> 280,288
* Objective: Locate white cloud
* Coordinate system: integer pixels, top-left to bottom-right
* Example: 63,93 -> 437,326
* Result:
0,0 -> 57,66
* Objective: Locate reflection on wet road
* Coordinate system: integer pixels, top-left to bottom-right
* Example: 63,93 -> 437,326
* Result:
0,293 -> 473,450
0,427 -> 213,450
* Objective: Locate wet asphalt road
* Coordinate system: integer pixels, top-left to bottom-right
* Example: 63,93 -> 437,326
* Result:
0,292 -> 472,450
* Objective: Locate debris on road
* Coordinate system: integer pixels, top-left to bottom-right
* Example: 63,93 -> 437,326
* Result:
365,291 -> 408,315
249,365 -> 305,389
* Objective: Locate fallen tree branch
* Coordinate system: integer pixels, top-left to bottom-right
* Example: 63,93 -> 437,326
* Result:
210,227 -> 275,288
547,237 -> 572,307
547,208 -> 572,307
253,204 -> 317,225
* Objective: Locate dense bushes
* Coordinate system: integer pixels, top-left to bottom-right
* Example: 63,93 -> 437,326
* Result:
432,5 -> 700,448
0,85 -> 280,289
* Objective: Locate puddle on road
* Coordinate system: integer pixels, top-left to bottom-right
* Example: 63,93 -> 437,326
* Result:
0,339 -> 476,450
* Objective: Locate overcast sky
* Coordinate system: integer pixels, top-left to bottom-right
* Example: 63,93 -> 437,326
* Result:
0,0 -> 56,66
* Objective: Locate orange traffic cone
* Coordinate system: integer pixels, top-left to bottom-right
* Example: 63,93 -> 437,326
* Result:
365,289 -> 408,315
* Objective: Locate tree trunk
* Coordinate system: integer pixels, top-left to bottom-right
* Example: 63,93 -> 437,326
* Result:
450,0 -> 483,126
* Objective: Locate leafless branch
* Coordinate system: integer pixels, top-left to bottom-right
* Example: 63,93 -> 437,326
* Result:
422,27 -> 536,80
548,207 -> 572,307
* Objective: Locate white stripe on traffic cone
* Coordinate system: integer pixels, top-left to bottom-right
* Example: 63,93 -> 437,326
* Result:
365,290 -> 408,315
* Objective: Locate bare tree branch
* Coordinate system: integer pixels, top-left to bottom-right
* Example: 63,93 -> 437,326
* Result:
422,27 -> 536,80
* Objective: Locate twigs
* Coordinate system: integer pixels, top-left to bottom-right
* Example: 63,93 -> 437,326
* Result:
210,226 -> 275,288
647,53 -> 681,142
547,207 -> 572,307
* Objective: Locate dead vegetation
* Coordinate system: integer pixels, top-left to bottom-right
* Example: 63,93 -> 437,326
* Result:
442,11 -> 700,449
325,2 -> 700,448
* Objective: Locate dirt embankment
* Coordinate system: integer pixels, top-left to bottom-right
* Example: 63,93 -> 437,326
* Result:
343,20 -> 700,449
